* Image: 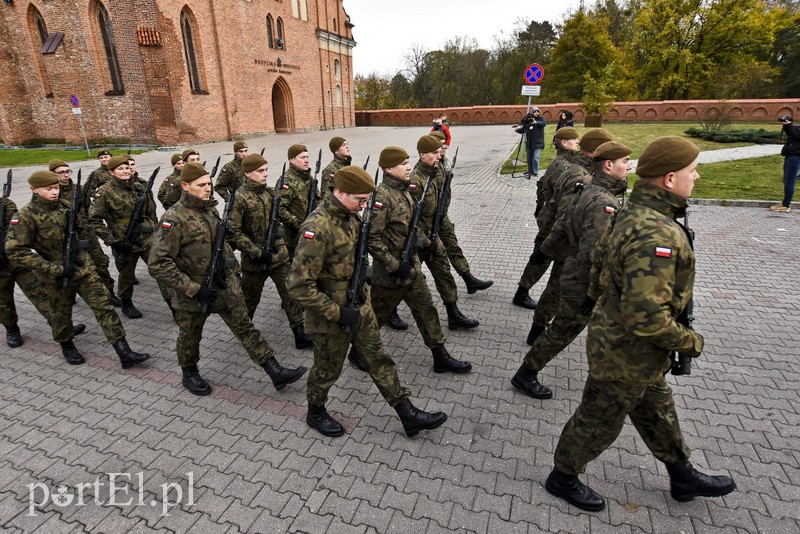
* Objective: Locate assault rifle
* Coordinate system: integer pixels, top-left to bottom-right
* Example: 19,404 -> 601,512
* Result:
61,170 -> 89,287
342,167 -> 380,333
118,166 -> 160,263
259,147 -> 266,157
430,146 -> 459,251
209,156 -> 222,180
261,163 -> 286,271
671,205 -> 696,376
396,169 -> 435,284
0,170 -> 12,277
362,155 -> 370,170
307,148 -> 322,217
200,191 -> 237,314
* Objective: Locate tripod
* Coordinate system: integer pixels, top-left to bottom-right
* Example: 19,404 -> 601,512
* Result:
511,132 -> 529,179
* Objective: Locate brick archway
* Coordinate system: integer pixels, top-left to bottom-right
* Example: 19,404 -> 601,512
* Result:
272,77 -> 294,133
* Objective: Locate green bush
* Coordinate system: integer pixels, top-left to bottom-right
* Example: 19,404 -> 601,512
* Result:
685,127 -> 783,144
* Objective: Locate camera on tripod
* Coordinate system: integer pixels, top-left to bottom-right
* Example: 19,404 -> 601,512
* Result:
779,115 -> 793,123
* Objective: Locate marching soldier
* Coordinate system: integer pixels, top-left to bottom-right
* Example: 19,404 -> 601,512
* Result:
279,144 -> 318,258
545,136 -> 736,511
523,129 -> 612,346
214,141 -> 248,201
182,148 -> 201,165
320,136 -> 352,200
287,165 -> 448,438
88,149 -> 114,188
89,155 -> 157,319
148,162 -> 306,396
227,153 -> 313,349
511,141 -> 631,399
5,170 -> 149,367
512,126 -> 580,309
363,145 -> 472,374
157,153 -> 184,211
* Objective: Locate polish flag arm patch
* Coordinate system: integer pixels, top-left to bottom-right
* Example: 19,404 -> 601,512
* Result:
374,201 -> 384,209
161,221 -> 173,229
655,246 -> 672,258
10,218 -> 19,225
604,205 -> 616,214
303,230 -> 315,239
408,184 -> 417,190
282,184 -> 290,190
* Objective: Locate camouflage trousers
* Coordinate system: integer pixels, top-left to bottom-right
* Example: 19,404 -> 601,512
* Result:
48,270 -> 125,344
532,261 -> 562,327
241,262 -> 304,327
111,250 -> 146,300
87,232 -> 114,292
554,375 -> 691,476
423,244 -> 459,305
174,294 -> 274,368
371,273 -> 446,349
306,304 -> 410,407
518,256 -> 550,291
0,269 -> 51,326
440,218 -> 470,275
525,298 -> 589,372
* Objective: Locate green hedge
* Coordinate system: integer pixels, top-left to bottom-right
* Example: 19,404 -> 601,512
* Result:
684,127 -> 783,144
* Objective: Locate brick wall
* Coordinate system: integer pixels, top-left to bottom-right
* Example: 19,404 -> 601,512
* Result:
0,0 -> 357,146
356,99 -> 800,127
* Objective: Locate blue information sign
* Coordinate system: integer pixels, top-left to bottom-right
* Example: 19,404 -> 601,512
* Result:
523,64 -> 544,85
69,94 -> 79,107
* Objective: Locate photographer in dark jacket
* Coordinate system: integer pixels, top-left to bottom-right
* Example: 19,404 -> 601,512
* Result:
771,116 -> 800,212
516,107 -> 547,177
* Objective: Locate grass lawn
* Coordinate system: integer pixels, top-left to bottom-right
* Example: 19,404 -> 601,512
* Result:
501,122 -> 785,200
0,148 -> 146,168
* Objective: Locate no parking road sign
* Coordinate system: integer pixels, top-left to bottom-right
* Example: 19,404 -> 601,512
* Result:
69,94 -> 79,107
524,63 -> 544,85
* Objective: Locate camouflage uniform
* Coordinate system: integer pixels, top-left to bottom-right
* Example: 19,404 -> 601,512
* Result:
157,169 -> 182,211
214,157 -> 246,201
523,169 -> 627,372
89,177 -> 157,300
279,164 -> 316,256
287,194 -> 410,407
5,195 -> 125,344
368,174 -> 447,348
1,198 -> 52,327
148,192 -> 277,368
320,154 -> 351,200
228,179 -> 303,326
553,180 -> 702,475
88,165 -> 113,189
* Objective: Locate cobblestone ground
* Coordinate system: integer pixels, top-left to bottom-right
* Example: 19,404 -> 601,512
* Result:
1,126 -> 798,533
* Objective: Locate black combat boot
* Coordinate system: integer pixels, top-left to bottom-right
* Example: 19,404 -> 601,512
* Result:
512,286 -> 537,310
306,404 -> 344,437
109,291 -> 123,307
527,322 -> 546,346
121,299 -> 143,319
545,468 -> 606,512
112,338 -> 150,369
511,363 -> 553,399
461,272 -> 494,294
181,364 -> 211,396
665,461 -> 736,502
387,309 -> 408,331
60,340 -> 85,365
291,323 -> 313,350
5,324 -> 23,348
394,398 -> 448,437
73,324 -> 86,336
347,346 -> 369,372
261,357 -> 307,391
445,303 -> 479,330
431,345 -> 472,373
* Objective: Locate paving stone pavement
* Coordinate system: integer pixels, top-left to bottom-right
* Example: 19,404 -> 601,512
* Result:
1,126 -> 799,533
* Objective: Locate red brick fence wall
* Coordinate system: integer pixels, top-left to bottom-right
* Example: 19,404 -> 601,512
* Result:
355,99 -> 800,127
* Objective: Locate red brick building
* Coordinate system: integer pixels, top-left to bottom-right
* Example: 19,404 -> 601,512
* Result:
0,0 -> 356,146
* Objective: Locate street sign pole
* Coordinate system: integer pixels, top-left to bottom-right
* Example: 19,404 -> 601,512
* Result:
523,63 -> 544,114
69,94 -> 90,157
76,112 -> 90,157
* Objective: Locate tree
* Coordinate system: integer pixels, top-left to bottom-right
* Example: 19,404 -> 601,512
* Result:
582,62 -> 627,125
354,73 -> 390,110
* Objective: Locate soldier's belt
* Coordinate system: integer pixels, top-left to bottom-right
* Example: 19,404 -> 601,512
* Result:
109,218 -> 131,224
318,279 -> 350,291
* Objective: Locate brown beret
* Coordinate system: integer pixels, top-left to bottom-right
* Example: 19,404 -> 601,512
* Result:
636,136 -> 700,178
429,130 -> 446,142
48,159 -> 68,172
593,141 -> 632,162
233,141 -> 248,152
97,149 -> 111,158
242,153 -> 268,173
554,127 -> 579,140
334,165 -> 375,194
28,170 -> 59,187
181,148 -> 199,161
171,153 -> 183,165
329,136 -> 346,153
379,146 -> 409,168
417,135 -> 442,154
180,162 -> 209,182
107,155 -> 130,171
288,144 -> 307,160
579,129 -> 613,152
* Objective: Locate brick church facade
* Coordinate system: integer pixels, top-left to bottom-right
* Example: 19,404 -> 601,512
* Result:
0,0 -> 357,146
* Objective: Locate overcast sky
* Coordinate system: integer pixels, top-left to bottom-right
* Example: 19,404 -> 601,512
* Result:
344,0 -> 583,77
